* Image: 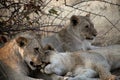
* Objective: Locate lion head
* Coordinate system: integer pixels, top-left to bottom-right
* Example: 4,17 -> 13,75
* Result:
41,44 -> 57,64
0,32 -> 44,70
16,31 -> 45,70
69,14 -> 97,40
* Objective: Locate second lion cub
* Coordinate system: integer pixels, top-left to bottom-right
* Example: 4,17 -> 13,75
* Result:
42,45 -> 120,80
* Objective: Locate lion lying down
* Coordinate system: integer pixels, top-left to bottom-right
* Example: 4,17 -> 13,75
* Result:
41,14 -> 97,52
42,45 -> 120,80
0,32 -> 51,80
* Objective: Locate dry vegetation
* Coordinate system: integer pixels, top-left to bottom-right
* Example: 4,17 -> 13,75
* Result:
0,0 -> 63,38
0,0 -> 43,36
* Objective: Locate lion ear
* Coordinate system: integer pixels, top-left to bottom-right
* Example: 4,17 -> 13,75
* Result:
70,15 -> 79,26
16,37 -> 28,47
44,44 -> 55,51
0,35 -> 8,44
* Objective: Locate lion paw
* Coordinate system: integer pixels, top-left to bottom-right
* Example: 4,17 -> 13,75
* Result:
44,65 -> 52,74
65,72 -> 73,77
63,77 -> 69,80
108,75 -> 116,80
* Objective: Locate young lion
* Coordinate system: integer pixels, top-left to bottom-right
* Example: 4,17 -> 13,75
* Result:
42,45 -> 120,80
41,14 -> 97,52
0,33 -> 50,80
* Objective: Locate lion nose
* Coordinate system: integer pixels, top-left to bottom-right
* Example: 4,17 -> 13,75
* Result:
30,61 -> 34,66
34,47 -> 39,51
93,32 -> 97,37
93,33 -> 97,37
30,61 -> 42,67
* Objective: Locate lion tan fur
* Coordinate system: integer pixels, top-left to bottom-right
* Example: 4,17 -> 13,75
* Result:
41,14 -> 97,52
42,45 -> 120,80
0,32 -> 45,80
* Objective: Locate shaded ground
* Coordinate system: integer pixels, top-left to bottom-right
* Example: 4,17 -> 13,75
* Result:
112,68 -> 120,76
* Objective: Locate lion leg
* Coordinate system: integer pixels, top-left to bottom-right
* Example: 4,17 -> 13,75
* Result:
93,63 -> 116,80
22,76 -> 44,80
68,75 -> 100,80
11,73 -> 44,80
67,68 -> 99,80
49,74 -> 67,80
90,45 -> 101,50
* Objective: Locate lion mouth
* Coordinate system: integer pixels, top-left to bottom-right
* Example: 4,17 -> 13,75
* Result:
29,59 -> 51,70
28,61 -> 42,70
86,37 -> 94,40
30,61 -> 50,70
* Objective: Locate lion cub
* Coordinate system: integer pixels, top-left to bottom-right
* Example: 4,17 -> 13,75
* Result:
41,14 -> 97,52
42,45 -> 120,80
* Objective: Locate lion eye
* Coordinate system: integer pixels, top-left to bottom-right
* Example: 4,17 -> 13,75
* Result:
85,25 -> 89,28
34,47 -> 39,54
44,51 -> 50,55
34,47 -> 39,51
